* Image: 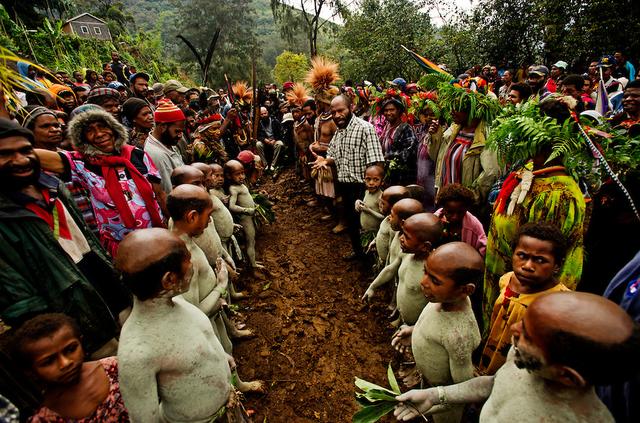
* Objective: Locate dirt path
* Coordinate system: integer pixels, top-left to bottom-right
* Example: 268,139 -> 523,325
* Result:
234,169 -> 396,422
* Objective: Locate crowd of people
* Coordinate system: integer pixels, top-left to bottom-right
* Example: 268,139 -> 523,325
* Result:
0,47 -> 639,423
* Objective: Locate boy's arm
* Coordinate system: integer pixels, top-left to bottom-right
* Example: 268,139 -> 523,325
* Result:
119,354 -> 161,422
199,259 -> 229,315
394,376 -> 495,421
362,257 -> 401,300
361,206 -> 385,220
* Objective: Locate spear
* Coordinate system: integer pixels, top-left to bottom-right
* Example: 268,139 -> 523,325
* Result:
251,56 -> 259,143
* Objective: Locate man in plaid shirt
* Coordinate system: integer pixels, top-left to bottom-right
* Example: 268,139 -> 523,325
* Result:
313,94 -> 384,259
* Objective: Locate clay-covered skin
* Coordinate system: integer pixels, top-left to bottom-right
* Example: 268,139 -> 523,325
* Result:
359,190 -> 384,232
396,254 -> 428,325
412,299 -> 480,423
375,217 -> 393,266
209,191 -> 235,241
229,183 -> 261,268
480,348 -> 614,422
118,295 -> 231,422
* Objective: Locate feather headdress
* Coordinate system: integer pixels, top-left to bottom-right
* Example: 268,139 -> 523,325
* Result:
286,83 -> 311,108
232,81 -> 253,106
305,57 -> 340,104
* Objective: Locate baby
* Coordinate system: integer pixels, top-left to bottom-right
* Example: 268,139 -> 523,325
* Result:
355,164 -> 385,249
392,242 -> 483,423
225,159 -> 263,270
12,313 -> 129,422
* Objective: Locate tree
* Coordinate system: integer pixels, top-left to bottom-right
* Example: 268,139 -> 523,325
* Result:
338,0 -> 433,82
273,50 -> 308,83
271,0 -> 337,56
175,0 -> 264,86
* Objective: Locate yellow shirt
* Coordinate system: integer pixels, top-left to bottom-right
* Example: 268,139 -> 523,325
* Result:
477,272 -> 569,375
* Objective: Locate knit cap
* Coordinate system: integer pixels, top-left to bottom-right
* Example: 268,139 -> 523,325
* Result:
122,98 -> 150,123
154,99 -> 185,123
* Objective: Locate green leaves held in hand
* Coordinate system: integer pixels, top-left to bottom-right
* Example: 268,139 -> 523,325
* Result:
353,364 -> 401,423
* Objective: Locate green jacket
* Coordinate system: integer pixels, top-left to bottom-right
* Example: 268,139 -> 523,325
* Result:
0,175 -> 130,353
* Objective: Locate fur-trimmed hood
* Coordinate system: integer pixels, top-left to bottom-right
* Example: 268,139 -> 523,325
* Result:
68,108 -> 129,156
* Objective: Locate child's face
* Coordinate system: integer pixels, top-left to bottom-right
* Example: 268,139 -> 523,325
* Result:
211,167 -> 224,189
364,168 -> 383,193
201,168 -> 214,190
379,194 -> 391,215
420,254 -> 464,303
512,236 -> 558,288
442,200 -> 467,226
229,168 -> 246,185
399,222 -> 425,254
389,206 -> 402,231
24,325 -> 84,385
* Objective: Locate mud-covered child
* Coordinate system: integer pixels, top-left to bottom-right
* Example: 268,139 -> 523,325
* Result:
370,185 -> 410,267
355,164 -> 385,252
167,185 -> 263,394
392,242 -> 483,423
477,222 -> 570,376
225,159 -> 263,270
363,206 -> 440,327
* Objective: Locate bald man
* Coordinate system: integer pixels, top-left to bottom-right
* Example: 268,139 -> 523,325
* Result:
116,228 -> 235,422
394,292 -> 640,422
256,106 -> 284,171
393,242 -> 483,423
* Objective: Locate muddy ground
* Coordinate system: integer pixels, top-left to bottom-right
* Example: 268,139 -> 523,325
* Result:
234,168 -> 398,422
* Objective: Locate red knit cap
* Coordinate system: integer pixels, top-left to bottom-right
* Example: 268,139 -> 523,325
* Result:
154,99 -> 185,123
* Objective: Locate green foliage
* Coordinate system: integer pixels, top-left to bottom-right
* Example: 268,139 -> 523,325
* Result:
273,51 -> 308,84
486,101 -> 582,169
437,83 -> 501,126
339,0 -> 433,82
353,364 -> 401,423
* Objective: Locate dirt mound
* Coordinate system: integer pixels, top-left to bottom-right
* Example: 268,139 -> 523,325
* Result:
234,169 -> 396,422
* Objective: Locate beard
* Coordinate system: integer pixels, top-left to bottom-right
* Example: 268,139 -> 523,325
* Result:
0,156 -> 41,191
160,128 -> 179,146
513,344 -> 543,372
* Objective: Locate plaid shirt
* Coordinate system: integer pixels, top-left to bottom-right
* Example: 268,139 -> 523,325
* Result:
327,115 -> 384,183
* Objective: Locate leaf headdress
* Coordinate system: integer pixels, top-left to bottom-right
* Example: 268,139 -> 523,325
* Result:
437,82 -> 501,126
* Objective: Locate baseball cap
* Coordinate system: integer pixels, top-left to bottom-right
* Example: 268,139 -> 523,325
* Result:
237,150 -> 255,164
151,82 -> 164,97
281,112 -> 293,123
552,61 -> 568,70
129,72 -> 150,84
388,78 -> 407,89
164,79 -> 189,94
529,65 -> 549,77
598,55 -> 615,68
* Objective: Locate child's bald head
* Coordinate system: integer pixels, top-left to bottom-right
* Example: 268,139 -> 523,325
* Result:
170,165 -> 204,189
389,198 -> 423,231
400,213 -> 442,255
379,185 -> 409,215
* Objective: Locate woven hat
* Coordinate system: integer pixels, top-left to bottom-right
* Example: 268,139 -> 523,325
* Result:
154,99 -> 185,123
87,87 -> 120,104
